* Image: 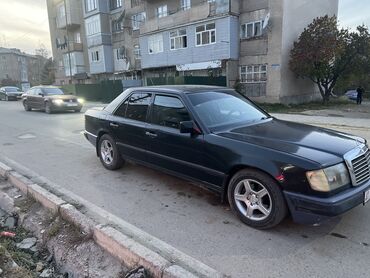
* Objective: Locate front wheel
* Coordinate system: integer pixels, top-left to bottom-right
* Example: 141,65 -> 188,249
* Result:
98,134 -> 124,170
45,102 -> 52,114
23,100 -> 31,111
228,169 -> 287,229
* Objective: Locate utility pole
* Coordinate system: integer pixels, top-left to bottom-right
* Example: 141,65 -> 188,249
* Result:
64,0 -> 73,84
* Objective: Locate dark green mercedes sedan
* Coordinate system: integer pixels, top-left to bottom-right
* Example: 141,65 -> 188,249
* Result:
84,86 -> 370,229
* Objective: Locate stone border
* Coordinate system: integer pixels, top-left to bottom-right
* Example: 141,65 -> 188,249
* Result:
0,160 -> 224,278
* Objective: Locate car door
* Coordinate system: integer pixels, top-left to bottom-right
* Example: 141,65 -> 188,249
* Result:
106,91 -> 152,162
33,88 -> 45,109
145,94 -> 224,186
0,89 -> 4,100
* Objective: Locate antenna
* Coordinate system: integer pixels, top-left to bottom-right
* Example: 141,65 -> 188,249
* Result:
263,12 -> 271,29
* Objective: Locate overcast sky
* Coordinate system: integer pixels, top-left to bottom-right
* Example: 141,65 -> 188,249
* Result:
0,0 -> 369,57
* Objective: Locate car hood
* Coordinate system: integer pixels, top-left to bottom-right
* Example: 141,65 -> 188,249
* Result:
6,92 -> 22,96
216,118 -> 365,167
46,95 -> 77,100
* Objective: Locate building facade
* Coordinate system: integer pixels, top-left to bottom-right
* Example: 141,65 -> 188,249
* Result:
0,47 -> 46,89
47,0 -> 338,103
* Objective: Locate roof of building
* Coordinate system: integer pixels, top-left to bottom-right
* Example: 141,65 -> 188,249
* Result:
0,47 -> 38,59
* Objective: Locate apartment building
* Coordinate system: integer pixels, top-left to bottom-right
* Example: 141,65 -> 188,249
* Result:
0,47 -> 46,89
47,0 -> 338,103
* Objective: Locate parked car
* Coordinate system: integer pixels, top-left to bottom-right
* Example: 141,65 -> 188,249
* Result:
345,90 -> 358,101
84,86 -> 370,229
22,86 -> 84,113
0,86 -> 23,101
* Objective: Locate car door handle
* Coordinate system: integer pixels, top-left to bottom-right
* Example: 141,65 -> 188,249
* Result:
110,122 -> 119,128
145,131 -> 157,138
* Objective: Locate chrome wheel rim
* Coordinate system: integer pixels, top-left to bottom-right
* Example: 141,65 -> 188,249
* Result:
100,140 -> 114,165
234,179 -> 272,221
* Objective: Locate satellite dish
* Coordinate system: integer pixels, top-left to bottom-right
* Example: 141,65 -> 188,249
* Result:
263,12 -> 271,29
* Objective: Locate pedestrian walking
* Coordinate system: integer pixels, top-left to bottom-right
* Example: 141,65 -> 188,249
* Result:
356,86 -> 364,105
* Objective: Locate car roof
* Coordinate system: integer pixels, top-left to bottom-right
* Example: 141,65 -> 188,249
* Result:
1,86 -> 19,89
31,85 -> 61,89
130,85 -> 232,94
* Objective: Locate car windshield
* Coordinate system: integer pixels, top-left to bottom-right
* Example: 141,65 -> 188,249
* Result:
42,88 -> 64,95
5,87 -> 20,92
188,91 -> 269,129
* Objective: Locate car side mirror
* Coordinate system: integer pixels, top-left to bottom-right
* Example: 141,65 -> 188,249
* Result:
179,121 -> 201,135
38,93 -> 44,97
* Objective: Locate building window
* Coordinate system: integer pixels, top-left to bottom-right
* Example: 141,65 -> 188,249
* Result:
112,19 -> 124,32
110,0 -> 122,10
85,0 -> 97,12
156,5 -> 168,18
180,0 -> 191,10
91,50 -> 100,62
133,44 -> 141,59
241,21 -> 263,39
148,34 -> 163,54
207,0 -> 216,2
196,23 -> 216,46
85,15 -> 101,36
170,29 -> 187,50
240,65 -> 267,83
132,12 -> 146,30
115,48 -> 124,60
74,32 -> 81,43
131,0 -> 142,7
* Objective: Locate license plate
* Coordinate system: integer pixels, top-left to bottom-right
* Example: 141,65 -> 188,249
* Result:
364,189 -> 370,205
67,103 -> 77,107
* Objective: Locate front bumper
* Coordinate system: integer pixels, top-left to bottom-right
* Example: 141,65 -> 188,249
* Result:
284,180 -> 370,225
84,130 -> 97,147
6,95 -> 21,100
51,102 -> 82,111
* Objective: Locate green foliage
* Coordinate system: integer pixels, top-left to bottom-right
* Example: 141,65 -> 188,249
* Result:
40,58 -> 55,85
290,16 -> 370,102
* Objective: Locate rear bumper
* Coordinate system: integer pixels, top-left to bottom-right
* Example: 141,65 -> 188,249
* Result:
284,180 -> 370,225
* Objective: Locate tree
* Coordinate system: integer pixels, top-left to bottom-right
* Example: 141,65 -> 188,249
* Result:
35,43 -> 49,59
289,16 -> 370,102
40,58 -> 55,85
0,78 -> 17,87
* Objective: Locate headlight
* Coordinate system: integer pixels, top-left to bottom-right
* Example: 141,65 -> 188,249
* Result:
77,98 -> 85,104
53,99 -> 64,105
306,163 -> 350,192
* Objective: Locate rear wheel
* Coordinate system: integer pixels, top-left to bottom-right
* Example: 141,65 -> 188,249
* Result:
228,169 -> 287,229
98,134 -> 124,170
74,108 -> 82,113
23,100 -> 31,111
45,102 -> 52,114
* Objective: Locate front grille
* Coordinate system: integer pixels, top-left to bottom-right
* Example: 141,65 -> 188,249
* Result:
351,147 -> 370,185
63,99 -> 77,103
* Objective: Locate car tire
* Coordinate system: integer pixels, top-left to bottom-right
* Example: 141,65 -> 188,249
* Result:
23,100 -> 31,111
45,102 -> 52,114
74,108 -> 82,113
227,169 -> 287,229
98,134 -> 124,170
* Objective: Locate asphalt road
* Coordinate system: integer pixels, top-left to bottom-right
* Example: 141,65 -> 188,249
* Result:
1,100 -> 370,278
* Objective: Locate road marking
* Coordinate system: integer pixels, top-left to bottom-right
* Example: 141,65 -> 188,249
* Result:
17,133 -> 36,139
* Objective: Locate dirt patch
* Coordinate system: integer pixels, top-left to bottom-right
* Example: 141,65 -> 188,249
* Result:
0,183 -> 148,278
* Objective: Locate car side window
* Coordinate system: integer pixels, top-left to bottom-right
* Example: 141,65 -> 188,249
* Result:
151,95 -> 191,130
114,99 -> 128,118
125,92 -> 152,122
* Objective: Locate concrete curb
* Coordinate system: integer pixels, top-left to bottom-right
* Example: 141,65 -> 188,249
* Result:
0,158 -> 224,278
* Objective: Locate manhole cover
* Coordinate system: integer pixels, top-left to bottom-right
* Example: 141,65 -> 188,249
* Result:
18,134 -> 36,139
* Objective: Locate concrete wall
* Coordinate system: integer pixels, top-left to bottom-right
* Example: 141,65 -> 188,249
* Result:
140,16 -> 239,69
279,0 -> 339,103
89,45 -> 114,74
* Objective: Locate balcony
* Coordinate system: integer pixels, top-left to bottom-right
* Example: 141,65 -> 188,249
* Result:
140,0 -> 231,34
62,42 -> 83,53
56,0 -> 81,29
